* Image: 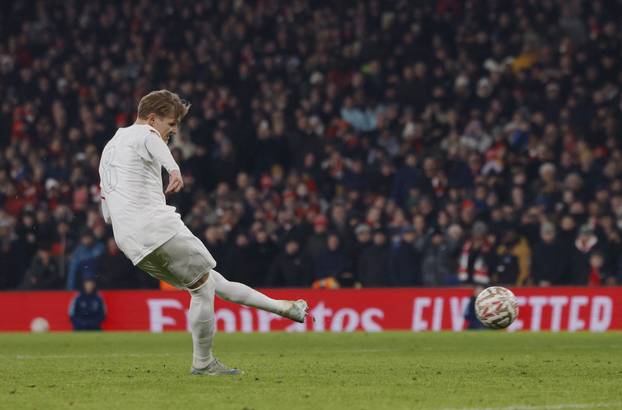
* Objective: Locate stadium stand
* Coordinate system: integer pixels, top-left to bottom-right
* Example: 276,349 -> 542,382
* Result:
1,0 -> 621,290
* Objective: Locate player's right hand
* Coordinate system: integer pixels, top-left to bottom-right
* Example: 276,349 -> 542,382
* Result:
165,169 -> 184,194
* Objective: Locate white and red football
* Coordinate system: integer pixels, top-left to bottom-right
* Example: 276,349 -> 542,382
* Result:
475,286 -> 519,329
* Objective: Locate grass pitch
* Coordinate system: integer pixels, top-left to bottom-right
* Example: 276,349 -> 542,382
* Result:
0,332 -> 621,410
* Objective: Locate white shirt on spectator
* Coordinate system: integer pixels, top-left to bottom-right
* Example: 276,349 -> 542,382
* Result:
99,123 -> 185,265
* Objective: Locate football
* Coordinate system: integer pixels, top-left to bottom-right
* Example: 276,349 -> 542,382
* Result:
475,286 -> 519,329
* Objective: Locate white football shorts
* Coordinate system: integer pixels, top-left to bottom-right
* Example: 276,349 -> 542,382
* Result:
137,227 -> 216,289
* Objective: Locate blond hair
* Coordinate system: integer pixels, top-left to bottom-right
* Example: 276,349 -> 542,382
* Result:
137,90 -> 190,122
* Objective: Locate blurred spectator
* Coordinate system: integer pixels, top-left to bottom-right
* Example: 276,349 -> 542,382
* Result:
20,243 -> 61,289
223,233 -> 256,286
66,230 -> 105,290
267,239 -> 312,287
202,226 -> 226,264
69,274 -> 106,331
329,202 -> 353,248
15,212 -> 38,266
312,233 -> 350,286
390,226 -> 421,286
493,246 -> 519,286
99,238 -> 156,289
557,215 -> 578,264
421,225 -> 462,286
587,251 -> 614,286
305,214 -> 329,263
392,152 -> 422,206
250,228 -> 277,285
358,229 -> 391,287
0,234 -> 21,289
569,225 -> 604,285
457,222 -> 494,286
531,223 -> 565,286
348,224 -> 372,284
494,226 -> 531,286
597,214 -> 622,276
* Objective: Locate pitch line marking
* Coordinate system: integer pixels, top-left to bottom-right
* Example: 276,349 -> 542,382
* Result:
4,352 -> 186,360
443,402 -> 622,410
2,348 -> 399,360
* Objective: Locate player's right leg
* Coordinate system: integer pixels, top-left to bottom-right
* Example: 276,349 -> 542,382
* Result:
209,269 -> 309,323
187,273 -> 240,376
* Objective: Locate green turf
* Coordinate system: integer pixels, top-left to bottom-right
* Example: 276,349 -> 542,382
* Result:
0,332 -> 621,410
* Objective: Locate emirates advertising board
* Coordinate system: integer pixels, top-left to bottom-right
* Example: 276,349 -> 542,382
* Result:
0,287 -> 620,333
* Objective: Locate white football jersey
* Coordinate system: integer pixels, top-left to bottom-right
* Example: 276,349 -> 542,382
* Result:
99,124 -> 185,265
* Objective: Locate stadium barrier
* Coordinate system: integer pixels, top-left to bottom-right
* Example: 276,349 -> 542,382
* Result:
1,287 -> 620,332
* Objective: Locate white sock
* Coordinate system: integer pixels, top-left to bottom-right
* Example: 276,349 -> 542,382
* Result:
210,269 -> 289,315
188,275 -> 216,369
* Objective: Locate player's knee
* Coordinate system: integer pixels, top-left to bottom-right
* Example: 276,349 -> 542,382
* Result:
188,272 -> 210,290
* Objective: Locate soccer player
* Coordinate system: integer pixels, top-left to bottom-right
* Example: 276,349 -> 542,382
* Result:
98,90 -> 309,375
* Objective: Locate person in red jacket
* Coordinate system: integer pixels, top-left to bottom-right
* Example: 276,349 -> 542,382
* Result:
457,221 -> 494,286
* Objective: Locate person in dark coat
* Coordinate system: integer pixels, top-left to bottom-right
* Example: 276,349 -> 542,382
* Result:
0,237 -> 21,289
202,226 -> 227,266
305,214 -> 329,262
349,224 -> 372,283
358,229 -> 391,287
391,152 -> 422,206
69,274 -> 107,331
557,214 -> 577,278
267,239 -> 313,287
531,222 -> 565,286
99,238 -> 156,289
312,233 -> 350,283
389,226 -> 421,286
223,232 -> 258,286
420,224 -> 462,286
250,228 -> 278,285
493,247 -> 519,286
20,244 -> 62,290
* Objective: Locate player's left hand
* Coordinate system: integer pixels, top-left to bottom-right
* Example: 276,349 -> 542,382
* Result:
165,169 -> 184,194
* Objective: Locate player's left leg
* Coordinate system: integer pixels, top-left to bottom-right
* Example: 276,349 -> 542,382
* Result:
136,229 -> 243,375
210,269 -> 309,323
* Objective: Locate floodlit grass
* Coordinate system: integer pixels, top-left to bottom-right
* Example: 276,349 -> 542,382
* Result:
0,332 -> 621,410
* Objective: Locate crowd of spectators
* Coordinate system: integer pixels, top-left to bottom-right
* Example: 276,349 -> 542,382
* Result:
1,0 -> 622,290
